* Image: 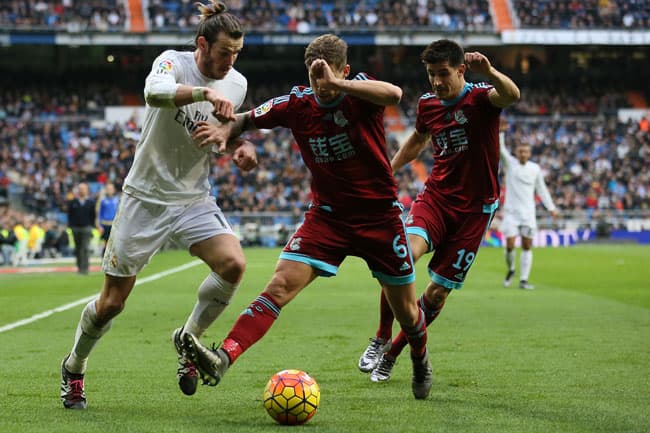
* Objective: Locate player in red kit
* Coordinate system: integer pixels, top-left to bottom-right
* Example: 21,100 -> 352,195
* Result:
358,39 -> 520,383
178,34 -> 432,399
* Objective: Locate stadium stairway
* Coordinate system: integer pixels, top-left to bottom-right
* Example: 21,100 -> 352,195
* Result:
490,0 -> 515,31
126,0 -> 147,33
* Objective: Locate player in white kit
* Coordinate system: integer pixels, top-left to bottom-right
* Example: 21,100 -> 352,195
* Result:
499,131 -> 558,290
60,1 -> 257,409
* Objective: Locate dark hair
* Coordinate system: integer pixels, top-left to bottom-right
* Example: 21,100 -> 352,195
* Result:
420,39 -> 464,67
304,34 -> 348,70
195,1 -> 243,46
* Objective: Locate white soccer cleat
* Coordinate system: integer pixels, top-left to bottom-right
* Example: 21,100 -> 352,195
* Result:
370,354 -> 396,382
358,337 -> 392,373
519,280 -> 535,290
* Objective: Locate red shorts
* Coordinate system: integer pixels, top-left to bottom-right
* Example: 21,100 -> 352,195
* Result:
406,193 -> 496,289
281,204 -> 415,286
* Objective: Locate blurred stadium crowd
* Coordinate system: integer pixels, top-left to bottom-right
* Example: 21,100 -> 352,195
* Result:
1,0 -> 649,263
1,78 -> 648,262
2,0 -> 647,32
0,0 -> 493,32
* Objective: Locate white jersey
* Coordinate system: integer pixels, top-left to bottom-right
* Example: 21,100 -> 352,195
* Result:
500,140 -> 556,225
123,50 -> 247,205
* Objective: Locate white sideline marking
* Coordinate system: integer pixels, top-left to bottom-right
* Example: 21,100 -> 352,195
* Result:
0,260 -> 203,334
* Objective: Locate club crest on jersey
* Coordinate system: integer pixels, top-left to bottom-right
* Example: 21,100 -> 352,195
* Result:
289,237 -> 302,251
405,213 -> 414,225
254,100 -> 273,118
454,110 -> 468,124
157,59 -> 173,74
333,110 -> 348,127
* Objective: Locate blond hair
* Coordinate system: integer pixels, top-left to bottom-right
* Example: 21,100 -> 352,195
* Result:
304,34 -> 348,71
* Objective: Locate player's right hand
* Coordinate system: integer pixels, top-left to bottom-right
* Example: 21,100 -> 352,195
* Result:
310,59 -> 338,91
205,89 -> 236,122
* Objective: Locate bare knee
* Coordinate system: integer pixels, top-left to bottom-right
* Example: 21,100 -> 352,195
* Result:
209,253 -> 246,284
424,284 -> 450,309
96,276 -> 135,324
264,273 -> 293,307
95,292 -> 126,323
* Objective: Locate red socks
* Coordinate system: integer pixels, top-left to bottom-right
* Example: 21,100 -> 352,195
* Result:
402,308 -> 428,357
221,293 -> 281,364
386,294 -> 446,358
375,290 -> 395,341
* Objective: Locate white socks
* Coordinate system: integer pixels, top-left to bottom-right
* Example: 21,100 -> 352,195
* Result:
520,250 -> 533,281
65,300 -> 112,374
183,272 -> 239,338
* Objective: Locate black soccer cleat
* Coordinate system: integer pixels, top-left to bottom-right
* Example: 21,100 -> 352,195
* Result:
181,332 -> 230,387
503,270 -> 515,287
411,349 -> 433,400
172,327 -> 198,395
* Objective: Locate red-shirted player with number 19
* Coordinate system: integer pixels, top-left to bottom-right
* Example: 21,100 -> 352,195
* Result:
180,33 -> 432,399
358,39 -> 521,384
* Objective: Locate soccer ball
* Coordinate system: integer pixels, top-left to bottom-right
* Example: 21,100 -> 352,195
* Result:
263,369 -> 320,425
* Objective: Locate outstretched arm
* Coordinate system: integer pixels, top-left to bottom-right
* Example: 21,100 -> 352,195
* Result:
191,115 -> 258,171
310,59 -> 402,106
465,52 -> 520,108
192,112 -> 257,152
391,129 -> 430,173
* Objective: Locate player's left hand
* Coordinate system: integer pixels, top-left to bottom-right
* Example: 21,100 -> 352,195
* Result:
192,121 -> 230,150
550,209 -> 560,219
232,140 -> 257,171
464,52 -> 492,75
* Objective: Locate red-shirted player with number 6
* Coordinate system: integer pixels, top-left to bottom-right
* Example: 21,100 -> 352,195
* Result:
358,39 -> 521,384
180,33 -> 432,399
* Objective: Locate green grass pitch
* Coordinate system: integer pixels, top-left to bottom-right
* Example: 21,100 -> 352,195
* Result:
1,245 -> 649,433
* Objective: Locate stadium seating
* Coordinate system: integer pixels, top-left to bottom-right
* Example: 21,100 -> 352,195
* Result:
1,1 -> 649,258
3,0 -> 648,32
513,0 -> 649,29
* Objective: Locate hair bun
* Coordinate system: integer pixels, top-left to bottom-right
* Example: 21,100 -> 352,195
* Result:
196,0 -> 227,20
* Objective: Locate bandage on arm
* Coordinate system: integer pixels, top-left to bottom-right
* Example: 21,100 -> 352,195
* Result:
144,74 -> 181,108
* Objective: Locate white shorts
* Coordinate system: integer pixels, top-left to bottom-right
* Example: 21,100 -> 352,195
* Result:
500,212 -> 537,239
102,193 -> 235,277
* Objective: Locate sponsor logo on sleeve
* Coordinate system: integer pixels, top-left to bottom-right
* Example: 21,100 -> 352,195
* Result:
254,100 -> 273,117
156,59 -> 173,74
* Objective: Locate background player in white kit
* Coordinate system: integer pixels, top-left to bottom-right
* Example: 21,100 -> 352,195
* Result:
499,131 -> 558,290
60,0 -> 257,409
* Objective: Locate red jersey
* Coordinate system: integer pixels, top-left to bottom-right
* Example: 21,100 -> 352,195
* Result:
251,73 -> 397,212
415,82 -> 501,213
